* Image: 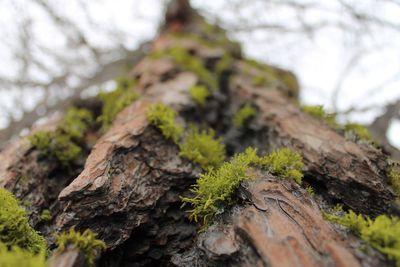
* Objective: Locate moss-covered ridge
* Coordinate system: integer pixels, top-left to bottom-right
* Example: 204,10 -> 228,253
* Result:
181,147 -> 304,227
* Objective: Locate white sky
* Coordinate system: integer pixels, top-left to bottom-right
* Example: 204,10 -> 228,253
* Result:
0,0 -> 399,148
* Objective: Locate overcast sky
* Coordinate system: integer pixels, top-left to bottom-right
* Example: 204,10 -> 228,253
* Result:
0,0 -> 399,147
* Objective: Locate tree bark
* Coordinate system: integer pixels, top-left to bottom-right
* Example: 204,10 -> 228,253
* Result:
0,0 -> 397,266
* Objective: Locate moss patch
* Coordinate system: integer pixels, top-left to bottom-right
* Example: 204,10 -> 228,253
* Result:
233,104 -> 256,128
260,148 -> 304,184
302,105 -> 339,128
56,228 -> 106,267
28,107 -> 93,166
182,147 -> 303,226
189,85 -> 209,106
344,123 -> 374,142
151,47 -> 217,90
0,243 -> 46,267
40,210 -> 51,222
146,103 -> 183,144
97,77 -> 138,130
388,168 -> 400,196
325,210 -> 400,266
179,126 -> 225,170
0,188 -> 46,254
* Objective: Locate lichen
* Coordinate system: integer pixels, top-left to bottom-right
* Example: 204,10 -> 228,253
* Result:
301,105 -> 339,128
40,210 -> 51,222
55,228 -> 106,267
97,77 -> 138,129
344,123 -> 374,142
151,47 -> 217,90
179,126 -> 225,169
0,243 -> 46,267
189,85 -> 209,106
0,188 -> 46,254
324,210 -> 400,266
146,103 -> 183,144
232,104 -> 256,128
28,107 -> 94,166
182,147 -> 303,226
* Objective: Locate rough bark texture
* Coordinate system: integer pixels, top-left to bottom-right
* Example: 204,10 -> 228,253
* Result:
0,1 -> 398,266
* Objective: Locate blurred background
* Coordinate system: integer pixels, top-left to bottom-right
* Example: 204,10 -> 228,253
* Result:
0,0 -> 399,150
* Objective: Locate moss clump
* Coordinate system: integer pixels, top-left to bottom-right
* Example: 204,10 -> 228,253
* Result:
97,77 -> 138,129
56,228 -> 106,267
40,210 -> 51,222
344,123 -> 374,142
325,210 -> 400,266
388,168 -> 400,196
28,107 -> 93,166
302,105 -> 338,128
0,188 -> 46,254
189,85 -> 209,106
260,148 -> 304,184
179,127 -> 225,170
0,243 -> 46,267
151,47 -> 217,90
181,147 -> 259,225
182,147 -> 303,226
233,104 -> 256,128
305,185 -> 315,197
146,103 -> 183,144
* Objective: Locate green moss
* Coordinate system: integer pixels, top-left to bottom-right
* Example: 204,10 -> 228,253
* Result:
56,228 -> 106,267
233,104 -> 256,128
189,85 -> 210,106
325,210 -> 400,266
0,243 -> 46,267
252,75 -> 267,87
244,59 -> 299,96
179,126 -> 225,170
58,108 -> 93,141
181,147 -> 259,225
344,123 -> 374,142
181,147 -> 303,226
98,77 -> 138,129
146,103 -> 183,144
28,107 -> 94,166
388,168 -> 400,196
151,47 -> 217,90
260,148 -> 304,184
305,185 -> 315,197
302,105 -> 339,128
40,210 -> 51,222
0,188 -> 46,254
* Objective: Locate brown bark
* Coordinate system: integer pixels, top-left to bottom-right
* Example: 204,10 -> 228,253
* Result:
0,1 -> 397,266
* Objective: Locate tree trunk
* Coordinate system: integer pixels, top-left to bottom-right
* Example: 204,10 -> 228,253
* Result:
0,1 -> 396,266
